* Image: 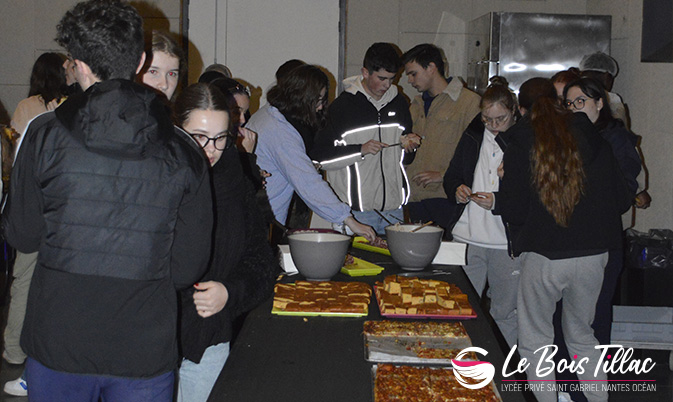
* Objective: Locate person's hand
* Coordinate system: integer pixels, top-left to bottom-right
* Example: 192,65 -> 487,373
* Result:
470,192 -> 494,210
344,216 -> 376,243
193,281 -> 229,318
401,133 -> 422,152
239,127 -> 258,153
361,140 -> 388,156
259,169 -> 271,189
634,190 -> 651,209
455,184 -> 472,204
412,171 -> 442,187
46,98 -> 59,111
497,162 -> 504,179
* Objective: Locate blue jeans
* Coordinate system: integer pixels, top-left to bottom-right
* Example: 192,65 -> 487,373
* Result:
25,357 -> 174,402
177,342 -> 230,402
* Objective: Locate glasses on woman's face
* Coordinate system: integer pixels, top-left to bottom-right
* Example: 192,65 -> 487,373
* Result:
481,113 -> 511,127
565,97 -> 587,110
190,132 -> 235,151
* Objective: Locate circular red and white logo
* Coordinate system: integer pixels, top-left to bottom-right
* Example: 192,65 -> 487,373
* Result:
451,347 -> 495,389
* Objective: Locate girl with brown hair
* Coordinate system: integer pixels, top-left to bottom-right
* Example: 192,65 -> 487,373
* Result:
442,76 -> 520,348
497,77 -> 632,402
247,65 -> 375,241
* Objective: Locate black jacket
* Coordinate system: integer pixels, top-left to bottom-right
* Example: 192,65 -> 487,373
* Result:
310,90 -> 415,211
180,146 -> 280,363
497,113 -> 632,258
599,120 -> 640,195
442,114 -> 512,237
3,80 -> 213,377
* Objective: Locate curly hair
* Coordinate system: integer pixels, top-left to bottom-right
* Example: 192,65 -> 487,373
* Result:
267,64 -> 328,131
28,52 -> 67,105
56,0 -> 144,81
521,78 -> 585,227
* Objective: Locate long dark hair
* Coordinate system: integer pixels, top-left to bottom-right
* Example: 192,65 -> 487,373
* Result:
28,53 -> 67,105
520,78 -> 585,227
563,77 -> 615,131
174,83 -> 231,132
266,64 -> 328,131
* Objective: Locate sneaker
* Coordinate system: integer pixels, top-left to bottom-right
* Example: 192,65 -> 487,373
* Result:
558,391 -> 574,402
4,377 -> 27,397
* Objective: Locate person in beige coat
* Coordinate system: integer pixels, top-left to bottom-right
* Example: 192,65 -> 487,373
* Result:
402,44 -> 480,230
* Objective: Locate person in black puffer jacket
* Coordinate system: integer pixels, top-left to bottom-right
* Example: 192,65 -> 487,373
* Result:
174,83 -> 281,402
2,2 -> 213,400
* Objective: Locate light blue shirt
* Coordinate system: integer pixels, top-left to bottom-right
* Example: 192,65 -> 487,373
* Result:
248,105 -> 351,225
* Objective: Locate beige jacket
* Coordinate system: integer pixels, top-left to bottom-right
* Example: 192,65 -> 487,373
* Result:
406,78 -> 481,201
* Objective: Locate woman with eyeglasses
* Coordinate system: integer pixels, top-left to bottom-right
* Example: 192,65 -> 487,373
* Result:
497,77 -> 632,402
246,64 -> 376,241
442,76 -> 521,348
173,83 -> 280,402
562,77 -> 640,348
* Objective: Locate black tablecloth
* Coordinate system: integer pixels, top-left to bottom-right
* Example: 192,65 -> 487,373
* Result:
208,248 -> 526,402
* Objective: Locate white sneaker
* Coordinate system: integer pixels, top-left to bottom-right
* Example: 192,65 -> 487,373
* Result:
4,376 -> 27,396
558,391 -> 574,402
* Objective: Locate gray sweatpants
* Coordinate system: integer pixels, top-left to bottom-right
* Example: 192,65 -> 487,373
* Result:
3,251 -> 37,364
517,252 -> 608,402
463,244 -> 521,348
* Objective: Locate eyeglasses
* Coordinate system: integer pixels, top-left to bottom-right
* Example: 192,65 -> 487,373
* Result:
190,132 -> 236,150
481,113 -> 510,127
565,97 -> 587,110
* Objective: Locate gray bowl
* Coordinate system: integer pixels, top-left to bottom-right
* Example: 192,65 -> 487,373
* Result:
287,232 -> 351,281
384,224 -> 444,271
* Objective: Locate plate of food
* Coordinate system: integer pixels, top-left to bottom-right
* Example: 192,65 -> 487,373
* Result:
352,236 -> 391,256
363,320 -> 475,365
374,275 -> 476,319
372,364 -> 502,402
271,281 -> 372,317
341,254 -> 385,277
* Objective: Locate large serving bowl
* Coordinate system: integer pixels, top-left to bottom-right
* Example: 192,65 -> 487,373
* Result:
384,224 -> 444,271
287,231 -> 351,281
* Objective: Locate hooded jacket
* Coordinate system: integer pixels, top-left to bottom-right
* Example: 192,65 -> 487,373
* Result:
310,76 -> 414,212
497,113 -> 632,258
3,79 -> 213,377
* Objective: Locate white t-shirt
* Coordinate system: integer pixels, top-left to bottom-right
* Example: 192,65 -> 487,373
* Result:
452,128 -> 507,249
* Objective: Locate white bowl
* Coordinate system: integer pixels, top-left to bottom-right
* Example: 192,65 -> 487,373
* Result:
384,224 -> 444,271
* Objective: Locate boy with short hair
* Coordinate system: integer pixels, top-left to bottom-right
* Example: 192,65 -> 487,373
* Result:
402,44 -> 481,231
311,43 -> 420,233
3,1 -> 213,400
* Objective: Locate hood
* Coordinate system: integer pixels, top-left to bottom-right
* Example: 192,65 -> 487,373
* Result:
54,79 -> 173,160
342,75 -> 398,111
571,112 -> 604,165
